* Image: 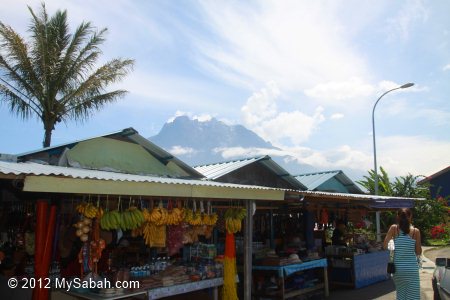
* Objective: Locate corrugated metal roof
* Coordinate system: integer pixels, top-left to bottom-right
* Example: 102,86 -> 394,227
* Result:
295,171 -> 339,190
417,166 -> 450,184
194,156 -> 262,179
16,128 -> 131,157
294,170 -> 363,193
286,190 -> 424,209
0,161 -> 283,192
296,190 -> 421,201
16,127 -> 204,179
194,156 -> 306,190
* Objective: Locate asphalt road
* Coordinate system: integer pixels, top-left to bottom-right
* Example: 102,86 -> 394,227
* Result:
424,246 -> 450,263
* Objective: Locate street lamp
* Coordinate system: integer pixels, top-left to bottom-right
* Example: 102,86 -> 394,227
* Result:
372,82 -> 414,241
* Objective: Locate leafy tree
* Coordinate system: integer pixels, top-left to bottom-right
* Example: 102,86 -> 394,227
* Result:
413,198 -> 448,240
359,167 -> 447,242
0,4 -> 134,147
392,174 -> 430,198
356,166 -> 392,195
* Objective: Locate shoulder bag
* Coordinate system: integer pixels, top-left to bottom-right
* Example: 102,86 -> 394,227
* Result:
387,225 -> 399,274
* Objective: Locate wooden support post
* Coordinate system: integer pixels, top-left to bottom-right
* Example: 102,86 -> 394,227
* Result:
244,200 -> 254,300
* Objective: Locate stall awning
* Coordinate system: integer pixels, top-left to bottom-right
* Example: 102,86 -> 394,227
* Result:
286,190 -> 425,209
0,161 -> 285,201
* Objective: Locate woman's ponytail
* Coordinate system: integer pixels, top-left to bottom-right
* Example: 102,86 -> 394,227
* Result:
397,208 -> 411,234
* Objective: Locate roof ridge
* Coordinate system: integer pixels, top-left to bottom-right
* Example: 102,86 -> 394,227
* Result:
193,155 -> 268,168
16,127 -> 137,156
293,170 -> 342,177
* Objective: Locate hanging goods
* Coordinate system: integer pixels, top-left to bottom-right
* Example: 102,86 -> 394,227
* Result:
223,232 -> 238,300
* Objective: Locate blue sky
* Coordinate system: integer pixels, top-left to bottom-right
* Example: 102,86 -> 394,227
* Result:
0,0 -> 449,177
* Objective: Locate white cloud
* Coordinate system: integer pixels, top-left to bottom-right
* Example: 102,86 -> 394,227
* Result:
377,80 -> 427,93
241,82 -> 279,126
168,146 -> 197,156
194,114 -> 213,122
167,111 -> 215,123
380,99 -> 450,126
294,135 -> 450,177
241,83 -> 325,146
214,135 -> 450,178
194,1 -> 369,91
282,145 -> 373,171
167,111 -> 189,123
304,78 -> 374,105
330,113 -> 344,120
304,79 -> 426,109
213,147 -> 287,160
377,135 -> 450,176
386,0 -> 429,41
413,108 -> 450,126
443,64 -> 450,71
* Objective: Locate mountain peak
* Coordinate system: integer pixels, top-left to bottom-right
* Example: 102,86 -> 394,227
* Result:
150,116 -> 274,163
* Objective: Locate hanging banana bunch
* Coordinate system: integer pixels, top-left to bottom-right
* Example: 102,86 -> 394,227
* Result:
224,207 -> 247,234
99,197 -> 145,231
76,202 -> 99,219
202,201 -> 218,226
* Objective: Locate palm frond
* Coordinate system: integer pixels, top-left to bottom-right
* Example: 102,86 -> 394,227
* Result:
64,90 -> 128,122
60,58 -> 133,105
0,22 -> 43,101
0,83 -> 41,118
60,28 -> 107,87
52,22 -> 92,94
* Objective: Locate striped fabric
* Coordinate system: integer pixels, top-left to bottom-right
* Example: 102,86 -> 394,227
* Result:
393,230 -> 420,299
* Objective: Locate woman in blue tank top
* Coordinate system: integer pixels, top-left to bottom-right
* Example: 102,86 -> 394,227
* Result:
383,208 -> 422,300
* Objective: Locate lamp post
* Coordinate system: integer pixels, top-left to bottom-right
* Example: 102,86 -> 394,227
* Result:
372,82 -> 414,241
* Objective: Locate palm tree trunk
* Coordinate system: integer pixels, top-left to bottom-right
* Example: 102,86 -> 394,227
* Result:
43,126 -> 52,148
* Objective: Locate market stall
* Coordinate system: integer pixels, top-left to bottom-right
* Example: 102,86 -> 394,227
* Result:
239,203 -> 330,299
252,259 -> 328,299
0,160 -> 285,300
284,190 -> 423,290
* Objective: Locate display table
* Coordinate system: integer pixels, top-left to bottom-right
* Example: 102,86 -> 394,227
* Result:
66,277 -> 223,300
327,251 -> 389,288
66,289 -> 147,300
252,258 -> 329,299
147,277 -> 222,300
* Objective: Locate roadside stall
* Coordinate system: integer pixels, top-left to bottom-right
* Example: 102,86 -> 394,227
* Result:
195,157 -> 329,299
0,160 -> 285,300
248,204 -> 329,299
286,190 -> 423,290
0,128 -> 285,300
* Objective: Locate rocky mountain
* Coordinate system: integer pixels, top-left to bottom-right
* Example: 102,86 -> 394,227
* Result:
149,116 -> 316,174
151,115 -> 274,151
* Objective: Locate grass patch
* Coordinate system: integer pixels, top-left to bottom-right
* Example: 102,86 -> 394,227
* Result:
425,239 -> 450,246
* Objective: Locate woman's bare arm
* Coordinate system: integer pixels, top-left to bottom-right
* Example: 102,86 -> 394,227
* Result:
414,228 -> 422,255
383,225 -> 396,249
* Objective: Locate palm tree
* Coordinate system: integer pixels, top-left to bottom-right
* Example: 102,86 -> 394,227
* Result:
356,166 -> 393,195
0,4 -> 134,147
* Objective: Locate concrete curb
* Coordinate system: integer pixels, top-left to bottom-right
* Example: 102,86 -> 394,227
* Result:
422,247 -> 436,271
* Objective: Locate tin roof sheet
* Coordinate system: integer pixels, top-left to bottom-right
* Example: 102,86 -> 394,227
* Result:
286,190 -> 424,209
0,161 -> 284,192
194,156 -> 306,190
16,127 -> 204,179
194,157 -> 262,179
294,170 -> 363,193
